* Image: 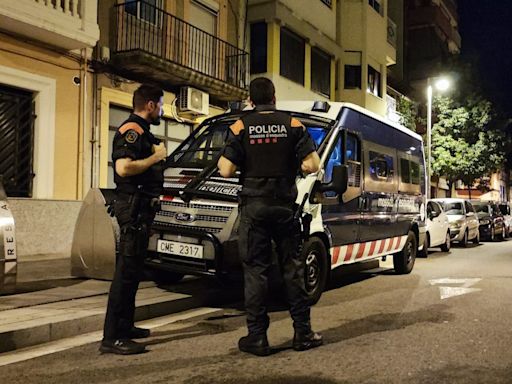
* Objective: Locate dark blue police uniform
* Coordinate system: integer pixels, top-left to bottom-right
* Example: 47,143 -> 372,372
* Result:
103,113 -> 163,342
222,105 -> 317,336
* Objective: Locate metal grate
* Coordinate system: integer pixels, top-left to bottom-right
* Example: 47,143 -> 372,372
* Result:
161,200 -> 235,212
0,85 -> 35,197
348,161 -> 361,188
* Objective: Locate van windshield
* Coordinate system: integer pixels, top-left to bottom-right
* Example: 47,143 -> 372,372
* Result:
439,202 -> 463,215
166,115 -> 332,168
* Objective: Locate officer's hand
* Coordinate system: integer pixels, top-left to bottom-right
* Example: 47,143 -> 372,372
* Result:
152,142 -> 166,162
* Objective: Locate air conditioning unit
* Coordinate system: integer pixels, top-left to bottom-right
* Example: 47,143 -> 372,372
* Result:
179,87 -> 209,115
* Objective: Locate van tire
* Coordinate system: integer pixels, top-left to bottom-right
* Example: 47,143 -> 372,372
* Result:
301,237 -> 329,305
393,231 -> 416,274
418,234 -> 429,258
440,231 -> 451,252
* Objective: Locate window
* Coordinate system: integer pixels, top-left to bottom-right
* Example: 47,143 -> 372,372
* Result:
189,0 -> 218,35
440,201 -> 463,216
400,158 -> 420,185
108,106 -> 192,188
465,201 -> 474,214
311,47 -> 331,97
345,65 -> 361,89
367,65 -> 382,97
400,158 -> 410,184
368,0 -> 383,15
0,85 -> 35,197
125,0 -> 162,25
250,22 -> 267,74
280,28 -> 305,85
346,133 -> 361,188
324,135 -> 343,184
369,151 -> 393,181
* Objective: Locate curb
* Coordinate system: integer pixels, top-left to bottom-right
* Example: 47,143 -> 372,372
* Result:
0,287 -> 203,354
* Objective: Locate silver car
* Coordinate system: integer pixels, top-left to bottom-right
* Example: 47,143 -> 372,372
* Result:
432,198 -> 480,247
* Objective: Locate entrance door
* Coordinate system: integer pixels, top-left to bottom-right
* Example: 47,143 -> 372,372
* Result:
0,85 -> 35,197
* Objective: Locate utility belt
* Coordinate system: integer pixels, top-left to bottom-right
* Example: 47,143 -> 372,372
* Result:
106,188 -> 161,228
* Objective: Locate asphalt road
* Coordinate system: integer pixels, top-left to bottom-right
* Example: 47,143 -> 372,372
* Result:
1,239 -> 511,383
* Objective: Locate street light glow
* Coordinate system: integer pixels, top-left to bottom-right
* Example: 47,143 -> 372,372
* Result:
435,78 -> 450,92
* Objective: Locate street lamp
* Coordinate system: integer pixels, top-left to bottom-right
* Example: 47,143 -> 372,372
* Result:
426,77 -> 451,199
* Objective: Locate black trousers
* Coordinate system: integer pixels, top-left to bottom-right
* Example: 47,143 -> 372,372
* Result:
103,195 -> 156,341
238,197 -> 311,336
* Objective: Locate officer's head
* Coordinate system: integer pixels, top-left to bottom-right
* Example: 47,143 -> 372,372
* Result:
133,84 -> 164,125
249,77 -> 275,107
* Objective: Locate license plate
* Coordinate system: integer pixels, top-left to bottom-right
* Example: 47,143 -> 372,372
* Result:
157,239 -> 204,258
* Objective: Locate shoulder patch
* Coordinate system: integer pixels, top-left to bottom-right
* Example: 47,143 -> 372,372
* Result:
230,120 -> 245,135
119,122 -> 144,135
125,130 -> 139,143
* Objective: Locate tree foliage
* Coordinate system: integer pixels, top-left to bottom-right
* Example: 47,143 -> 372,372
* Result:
397,96 -> 419,132
431,92 -> 507,190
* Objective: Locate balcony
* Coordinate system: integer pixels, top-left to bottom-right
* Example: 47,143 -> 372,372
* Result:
408,6 -> 461,52
0,0 -> 99,50
109,2 -> 249,101
386,17 -> 397,65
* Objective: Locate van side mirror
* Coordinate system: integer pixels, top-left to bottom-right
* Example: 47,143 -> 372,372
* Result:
318,165 -> 348,195
429,210 -> 439,220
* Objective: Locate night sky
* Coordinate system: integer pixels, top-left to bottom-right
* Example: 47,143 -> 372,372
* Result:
458,1 -> 512,116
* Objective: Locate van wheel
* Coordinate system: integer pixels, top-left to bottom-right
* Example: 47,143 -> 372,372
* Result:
460,230 -> 468,247
418,234 -> 429,258
301,237 -> 329,305
145,268 -> 184,285
472,231 -> 480,245
440,231 -> 451,252
393,231 -> 416,274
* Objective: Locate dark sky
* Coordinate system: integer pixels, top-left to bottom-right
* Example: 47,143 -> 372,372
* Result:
458,0 -> 512,115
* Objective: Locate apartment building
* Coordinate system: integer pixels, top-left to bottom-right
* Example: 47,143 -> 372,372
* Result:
247,0 -> 397,116
0,0 -> 99,200
95,0 -> 248,189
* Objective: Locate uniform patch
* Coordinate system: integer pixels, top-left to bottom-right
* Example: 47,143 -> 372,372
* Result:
125,130 -> 139,143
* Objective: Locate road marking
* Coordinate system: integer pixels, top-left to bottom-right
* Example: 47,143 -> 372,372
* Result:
429,278 -> 482,300
0,307 -> 222,367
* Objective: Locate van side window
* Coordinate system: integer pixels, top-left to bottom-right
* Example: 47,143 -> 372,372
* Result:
369,151 -> 393,181
400,158 -> 420,185
346,133 -> 361,188
323,134 -> 342,184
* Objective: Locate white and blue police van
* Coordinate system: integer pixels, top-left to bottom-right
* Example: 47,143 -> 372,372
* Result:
146,101 -> 426,303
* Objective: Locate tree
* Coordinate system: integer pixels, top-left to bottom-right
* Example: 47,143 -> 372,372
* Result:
397,96 -> 419,132
431,93 -> 507,198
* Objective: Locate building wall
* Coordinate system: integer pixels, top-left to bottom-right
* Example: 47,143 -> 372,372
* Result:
0,33 -> 91,200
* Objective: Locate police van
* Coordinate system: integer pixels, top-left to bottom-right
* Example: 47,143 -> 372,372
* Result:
146,101 -> 426,303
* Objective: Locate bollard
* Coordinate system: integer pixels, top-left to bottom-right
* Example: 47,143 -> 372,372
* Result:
70,188 -> 118,280
0,176 -> 17,294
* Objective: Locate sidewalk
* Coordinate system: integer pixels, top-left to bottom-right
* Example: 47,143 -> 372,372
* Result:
0,258 -> 225,354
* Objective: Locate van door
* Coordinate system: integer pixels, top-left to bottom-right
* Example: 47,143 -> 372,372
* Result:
320,131 -> 361,248
359,143 -> 398,244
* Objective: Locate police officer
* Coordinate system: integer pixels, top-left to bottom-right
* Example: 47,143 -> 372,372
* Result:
100,84 -> 166,355
217,77 -> 322,356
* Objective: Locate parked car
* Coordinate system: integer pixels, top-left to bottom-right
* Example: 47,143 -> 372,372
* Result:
497,202 -> 511,237
419,200 -> 451,256
472,200 -> 506,241
432,198 -> 479,247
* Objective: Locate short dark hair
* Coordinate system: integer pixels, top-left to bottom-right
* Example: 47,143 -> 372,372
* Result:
132,84 -> 164,111
249,77 -> 275,105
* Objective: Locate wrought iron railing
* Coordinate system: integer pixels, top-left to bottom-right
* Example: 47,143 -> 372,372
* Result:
113,1 -> 248,89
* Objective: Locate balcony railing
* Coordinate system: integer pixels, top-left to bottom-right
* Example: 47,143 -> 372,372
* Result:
35,0 -> 81,19
112,1 -> 248,92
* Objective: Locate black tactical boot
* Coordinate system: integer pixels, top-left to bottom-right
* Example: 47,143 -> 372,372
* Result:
238,334 -> 271,356
128,326 -> 151,339
293,331 -> 323,351
99,339 -> 146,355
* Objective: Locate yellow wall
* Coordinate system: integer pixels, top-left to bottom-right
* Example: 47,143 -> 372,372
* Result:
0,34 -> 85,200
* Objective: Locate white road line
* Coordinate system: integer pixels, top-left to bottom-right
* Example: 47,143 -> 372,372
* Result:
0,307 -> 222,367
